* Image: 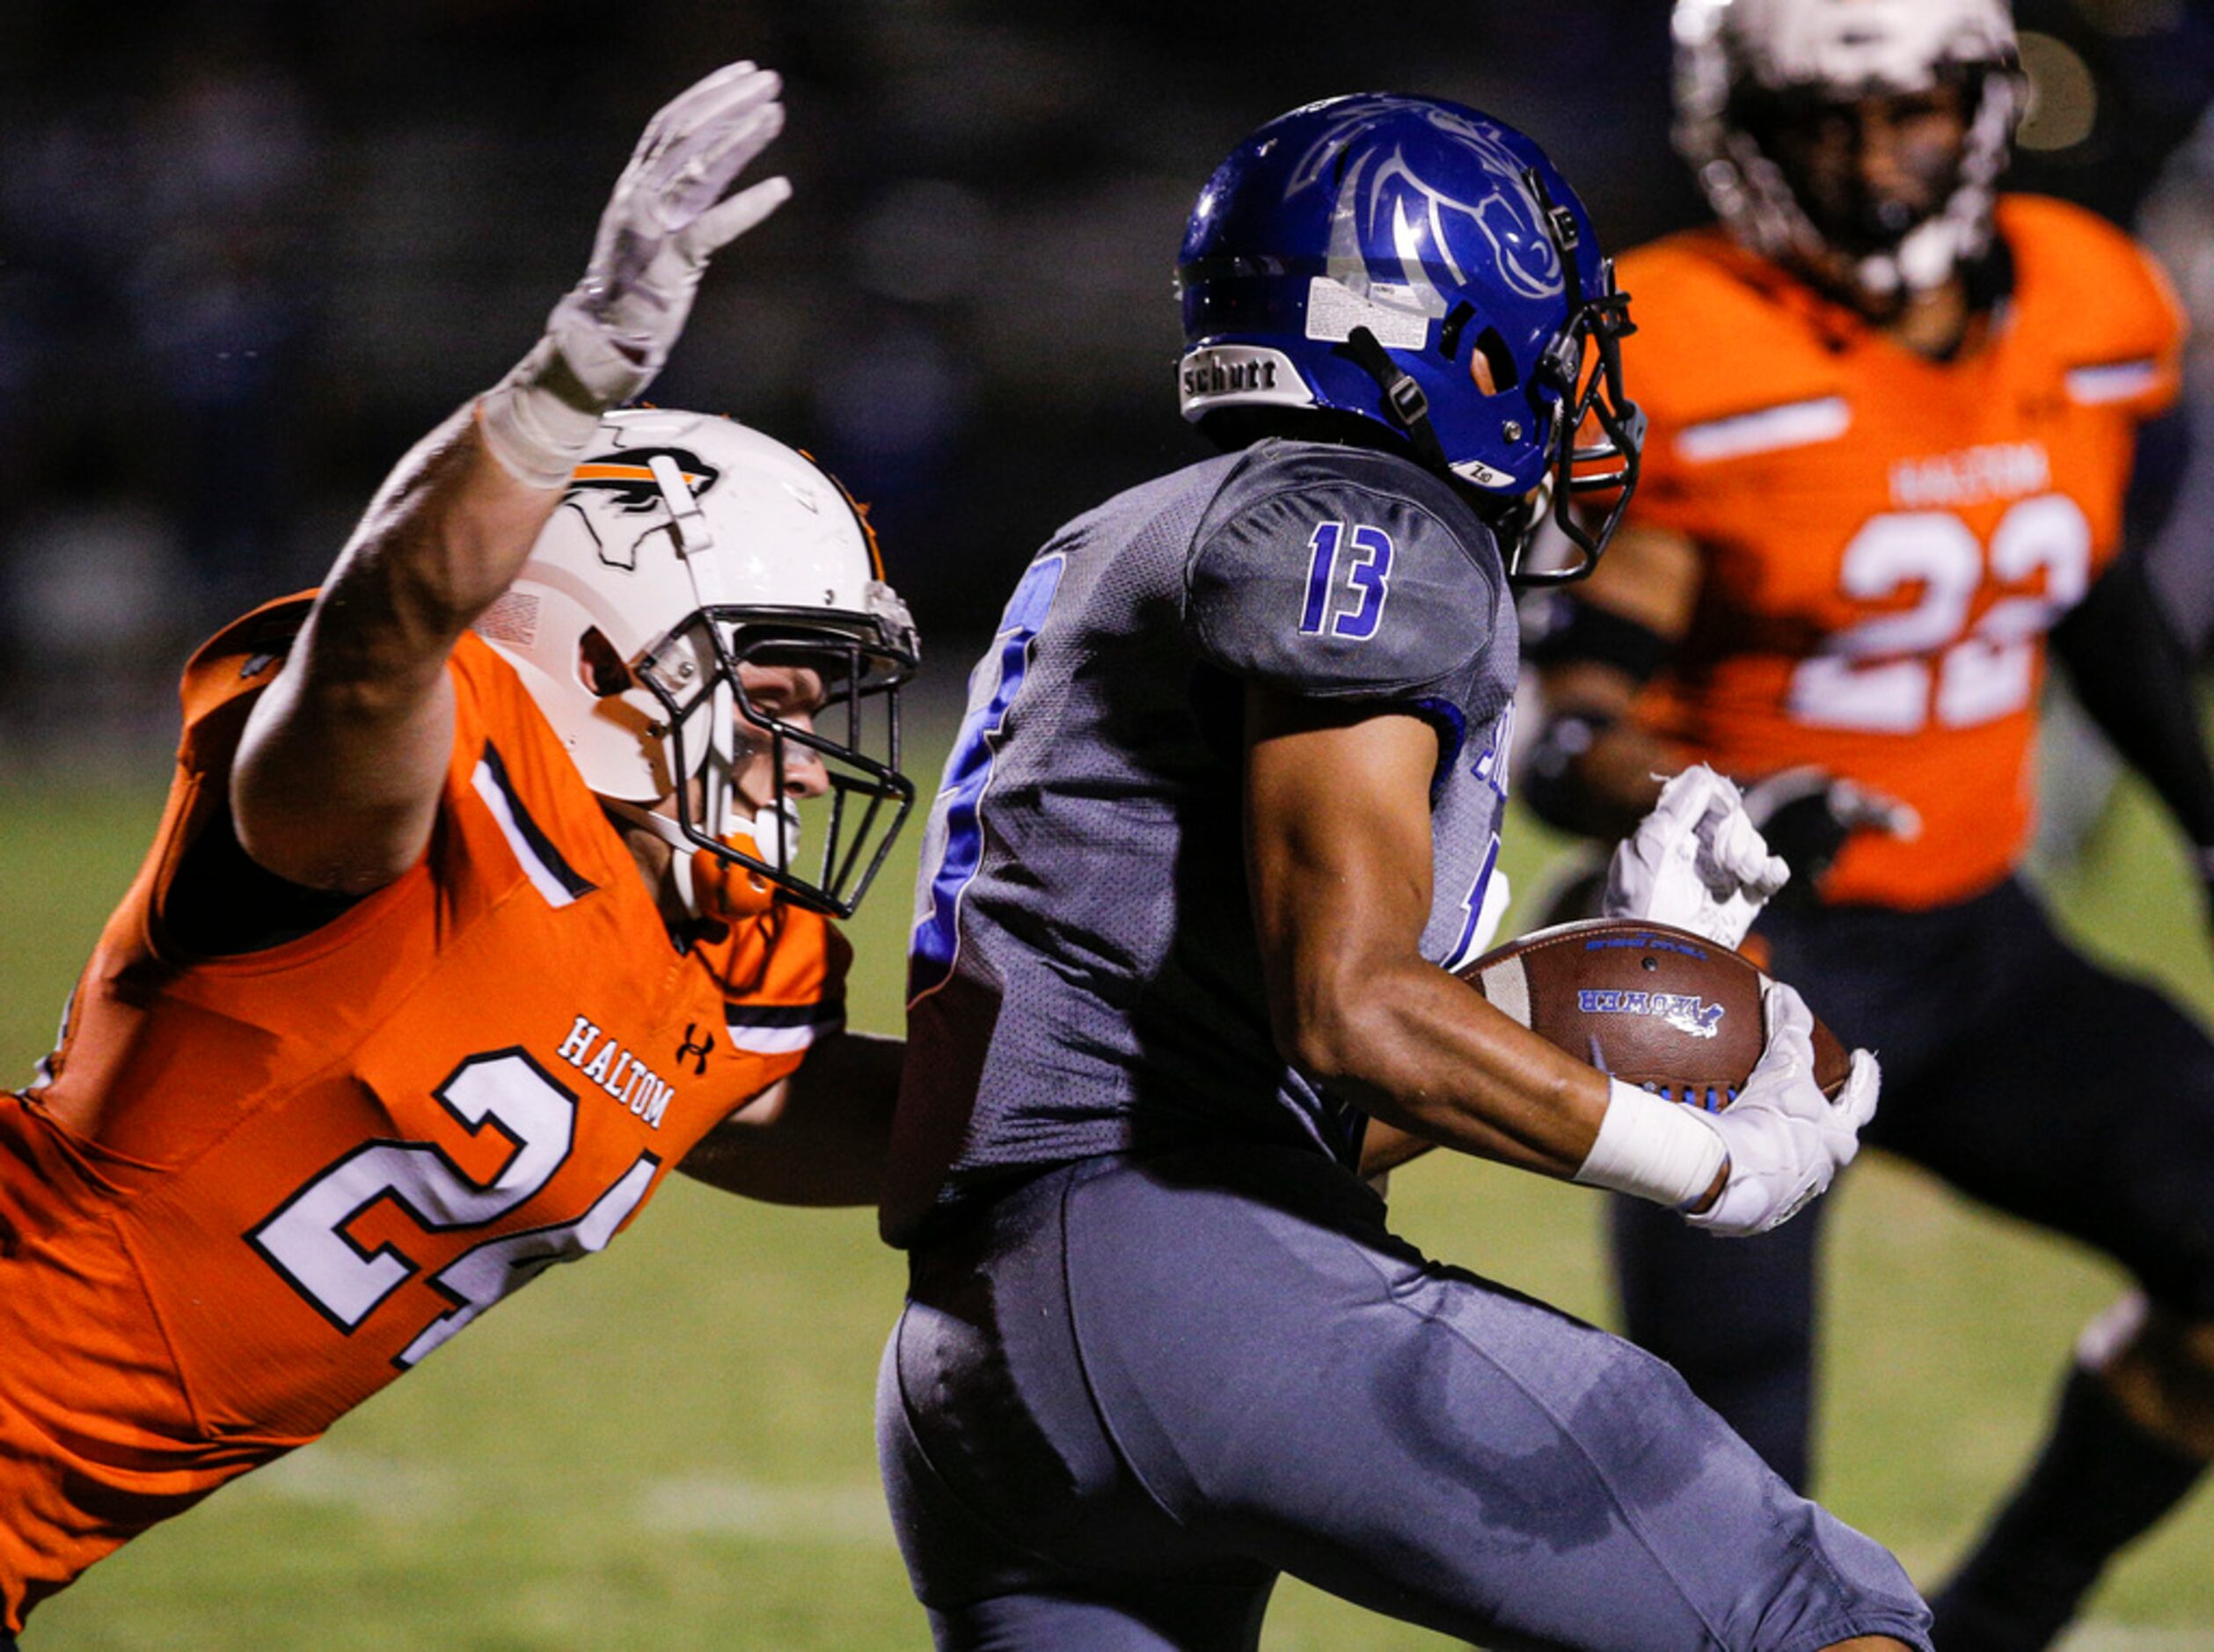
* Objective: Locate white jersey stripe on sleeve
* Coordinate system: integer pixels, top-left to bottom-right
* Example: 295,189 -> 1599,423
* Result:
722,1002 -> 845,1056
1675,397 -> 1851,464
2065,358 -> 2163,406
472,749 -> 592,910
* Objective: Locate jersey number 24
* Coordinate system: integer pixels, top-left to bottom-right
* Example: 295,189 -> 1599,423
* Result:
249,1049 -> 657,1370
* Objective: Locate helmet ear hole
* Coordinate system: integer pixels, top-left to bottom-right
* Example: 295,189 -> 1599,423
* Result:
1471,327 -> 1520,395
577,626 -> 633,698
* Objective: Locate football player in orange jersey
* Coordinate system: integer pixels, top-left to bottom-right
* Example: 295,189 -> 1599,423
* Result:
0,62 -> 920,1640
1520,3 -> 2214,1646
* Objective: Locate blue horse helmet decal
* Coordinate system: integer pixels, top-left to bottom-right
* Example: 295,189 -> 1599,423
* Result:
1334,143 -> 1566,310
1285,104 -> 1566,312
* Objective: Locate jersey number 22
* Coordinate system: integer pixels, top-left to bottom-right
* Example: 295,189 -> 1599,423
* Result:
1788,493 -> 2092,734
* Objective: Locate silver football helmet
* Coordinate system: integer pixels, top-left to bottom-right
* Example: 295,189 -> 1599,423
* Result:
1674,0 -> 2022,305
473,407 -> 917,919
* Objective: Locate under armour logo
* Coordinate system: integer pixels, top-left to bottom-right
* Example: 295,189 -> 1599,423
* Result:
676,1023 -> 717,1075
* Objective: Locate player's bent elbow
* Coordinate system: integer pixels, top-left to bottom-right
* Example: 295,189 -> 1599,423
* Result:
1270,975 -> 1401,1092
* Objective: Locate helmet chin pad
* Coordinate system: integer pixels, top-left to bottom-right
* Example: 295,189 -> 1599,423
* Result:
600,794 -> 801,925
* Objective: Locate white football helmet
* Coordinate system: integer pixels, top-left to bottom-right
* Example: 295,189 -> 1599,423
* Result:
472,406 -> 917,918
1674,0 -> 2021,305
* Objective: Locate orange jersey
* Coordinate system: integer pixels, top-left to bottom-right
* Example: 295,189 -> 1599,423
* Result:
1616,196 -> 2183,907
0,598 -> 848,1630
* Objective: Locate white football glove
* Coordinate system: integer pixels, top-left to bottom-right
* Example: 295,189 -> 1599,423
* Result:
1603,764 -> 1790,948
481,62 -> 792,485
1684,981 -> 1880,1238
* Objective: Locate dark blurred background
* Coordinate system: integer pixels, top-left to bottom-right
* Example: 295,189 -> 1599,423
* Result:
3,0 -> 2210,766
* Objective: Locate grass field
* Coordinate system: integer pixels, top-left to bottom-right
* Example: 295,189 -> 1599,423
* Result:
6,707 -> 2214,1648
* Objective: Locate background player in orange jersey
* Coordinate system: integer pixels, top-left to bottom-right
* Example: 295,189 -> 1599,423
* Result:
1520,3 -> 2214,1647
0,61 -> 921,1640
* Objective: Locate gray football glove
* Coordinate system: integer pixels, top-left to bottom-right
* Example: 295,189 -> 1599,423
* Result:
547,61 -> 789,406
482,62 -> 791,485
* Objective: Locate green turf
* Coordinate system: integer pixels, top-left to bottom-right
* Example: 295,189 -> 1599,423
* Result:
6,743 -> 2214,1647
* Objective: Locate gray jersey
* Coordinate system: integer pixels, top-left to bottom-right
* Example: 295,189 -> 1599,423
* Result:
883,439 -> 1518,1244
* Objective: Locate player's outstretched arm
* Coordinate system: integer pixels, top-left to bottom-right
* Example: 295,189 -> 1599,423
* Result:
232,62 -> 790,894
676,1031 -> 903,1206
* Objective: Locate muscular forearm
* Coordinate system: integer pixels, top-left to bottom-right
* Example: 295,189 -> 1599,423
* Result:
1297,958 -> 1728,1212
232,409 -> 567,890
1285,955 -> 1611,1179
678,1030 -> 902,1206
341,406 -> 573,640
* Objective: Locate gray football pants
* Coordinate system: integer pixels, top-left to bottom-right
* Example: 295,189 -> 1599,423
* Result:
878,1146 -> 1932,1651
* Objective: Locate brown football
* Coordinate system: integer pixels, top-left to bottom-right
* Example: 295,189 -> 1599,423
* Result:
1457,918 -> 1851,1110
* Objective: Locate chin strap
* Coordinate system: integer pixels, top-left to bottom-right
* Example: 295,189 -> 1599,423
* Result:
602,800 -> 711,914
1340,325 -> 1453,471
1341,322 -> 1543,567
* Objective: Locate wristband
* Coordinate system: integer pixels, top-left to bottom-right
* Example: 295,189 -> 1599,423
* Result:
477,337 -> 608,489
1572,1078 -> 1728,1208
1520,591 -> 1671,682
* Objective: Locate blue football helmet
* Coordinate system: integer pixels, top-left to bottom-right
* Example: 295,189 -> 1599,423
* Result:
1177,93 -> 1644,581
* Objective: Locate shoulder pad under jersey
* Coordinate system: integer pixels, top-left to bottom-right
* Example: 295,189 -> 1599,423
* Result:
1182,440 -> 1506,701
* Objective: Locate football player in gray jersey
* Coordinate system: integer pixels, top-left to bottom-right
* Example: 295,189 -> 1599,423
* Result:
876,95 -> 1926,1651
